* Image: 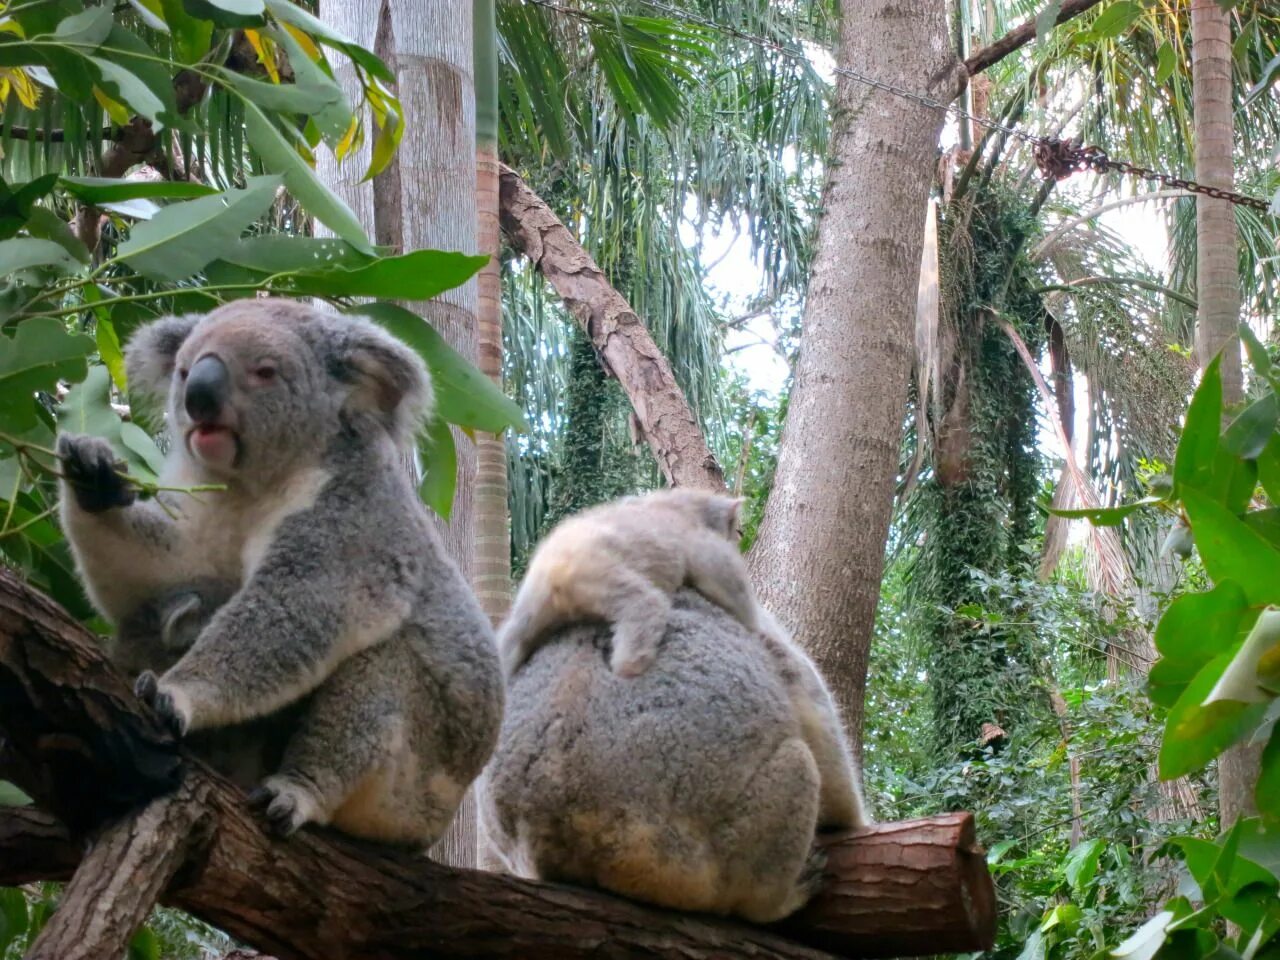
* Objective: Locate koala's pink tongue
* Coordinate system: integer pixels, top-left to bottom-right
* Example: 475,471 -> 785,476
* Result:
191,425 -> 235,465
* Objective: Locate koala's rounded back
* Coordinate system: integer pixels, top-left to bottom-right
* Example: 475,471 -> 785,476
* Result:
481,590 -> 824,923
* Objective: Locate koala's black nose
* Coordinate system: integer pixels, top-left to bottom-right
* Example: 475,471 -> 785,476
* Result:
184,355 -> 230,424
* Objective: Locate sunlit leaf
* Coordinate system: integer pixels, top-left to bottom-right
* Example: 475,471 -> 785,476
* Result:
1151,582 -> 1252,708
60,176 -> 218,203
89,57 -> 165,127
52,5 -> 113,47
1159,651 -> 1268,778
1202,608 -> 1280,705
1182,488 -> 1280,606
182,0 -> 266,27
418,416 -> 457,518
1224,393 -> 1279,460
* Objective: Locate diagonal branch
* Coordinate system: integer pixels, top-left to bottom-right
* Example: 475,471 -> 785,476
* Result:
497,163 -> 726,491
963,0 -> 1107,77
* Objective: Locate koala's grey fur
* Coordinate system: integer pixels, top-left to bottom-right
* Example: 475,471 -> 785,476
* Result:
57,298 -> 503,848
479,590 -> 869,924
499,489 -> 760,678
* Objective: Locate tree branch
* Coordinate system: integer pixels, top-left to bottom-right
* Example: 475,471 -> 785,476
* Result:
497,163 -> 726,491
0,568 -> 995,960
963,0 -> 1106,77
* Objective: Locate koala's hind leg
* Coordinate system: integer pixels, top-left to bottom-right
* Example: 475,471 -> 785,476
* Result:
721,737 -> 823,923
601,569 -> 674,678
249,645 -> 444,847
682,536 -> 761,633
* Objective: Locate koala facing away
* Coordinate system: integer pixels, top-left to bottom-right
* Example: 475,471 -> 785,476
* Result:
57,298 -> 503,848
480,589 -> 870,924
499,489 -> 761,677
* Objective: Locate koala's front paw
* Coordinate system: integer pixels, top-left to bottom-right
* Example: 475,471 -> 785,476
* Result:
247,776 -> 319,838
134,671 -> 191,737
57,435 -> 135,513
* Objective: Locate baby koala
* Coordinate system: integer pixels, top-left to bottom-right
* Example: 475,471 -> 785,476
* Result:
499,489 -> 760,678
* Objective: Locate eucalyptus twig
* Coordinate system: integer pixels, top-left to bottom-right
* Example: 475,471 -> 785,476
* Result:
0,505 -> 57,540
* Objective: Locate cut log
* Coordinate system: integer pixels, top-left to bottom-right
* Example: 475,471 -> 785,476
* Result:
498,163 -> 726,491
0,568 -> 996,959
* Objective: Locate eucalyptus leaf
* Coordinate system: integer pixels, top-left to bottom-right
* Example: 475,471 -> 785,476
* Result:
115,175 -> 282,282
418,416 -> 457,518
89,57 -> 166,128
182,0 -> 266,27
60,176 -> 218,203
0,317 -> 94,433
0,236 -> 82,278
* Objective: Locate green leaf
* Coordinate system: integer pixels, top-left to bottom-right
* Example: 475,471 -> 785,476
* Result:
1260,726 -> 1280,821
1224,393 -> 1279,460
1202,608 -> 1280,705
1151,581 -> 1253,708
127,0 -> 169,32
60,176 -> 218,203
418,417 -> 457,518
1159,651 -> 1269,778
1239,324 -> 1273,382
263,0 -> 395,83
52,5 -> 114,47
120,422 -> 165,476
57,366 -> 160,481
271,24 -> 351,146
0,886 -> 28,957
1243,508 -> 1280,548
0,236 -> 81,279
1175,356 -> 1223,495
127,926 -> 160,960
1091,0 -> 1141,40
221,69 -> 342,116
0,781 -> 32,806
1049,496 -> 1164,526
1246,53 -> 1280,104
353,303 -> 528,434
0,317 -> 94,433
1064,838 -> 1104,893
285,250 -> 488,300
1258,435 -> 1280,503
242,102 -> 373,255
97,24 -> 182,127
96,315 -> 127,391
1155,39 -> 1177,85
24,206 -> 91,263
217,235 -> 376,273
182,0 -> 266,27
89,57 -> 166,128
115,175 -> 282,282
1183,488 -> 1280,606
1035,0 -> 1064,42
159,0 -> 213,63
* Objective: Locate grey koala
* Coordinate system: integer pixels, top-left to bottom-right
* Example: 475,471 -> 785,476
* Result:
57,297 -> 504,848
499,489 -> 761,678
479,590 -> 869,924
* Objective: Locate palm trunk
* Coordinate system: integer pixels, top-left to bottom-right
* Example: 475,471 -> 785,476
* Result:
317,0 -> 481,868
747,0 -> 956,756
1190,0 -> 1257,827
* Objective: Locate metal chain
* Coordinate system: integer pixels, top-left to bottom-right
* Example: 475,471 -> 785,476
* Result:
527,0 -> 1276,214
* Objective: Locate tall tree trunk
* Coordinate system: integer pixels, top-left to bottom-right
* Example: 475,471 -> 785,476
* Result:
473,0 -> 508,629
1190,0 -> 1257,827
317,0 -> 481,868
747,0 -> 957,758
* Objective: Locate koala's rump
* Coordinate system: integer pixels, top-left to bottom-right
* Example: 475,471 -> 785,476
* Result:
484,591 -> 818,904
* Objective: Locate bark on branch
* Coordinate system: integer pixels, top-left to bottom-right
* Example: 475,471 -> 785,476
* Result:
497,163 -> 726,491
0,569 -> 994,959
963,0 -> 1106,77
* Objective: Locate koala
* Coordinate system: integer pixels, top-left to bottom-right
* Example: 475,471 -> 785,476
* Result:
57,297 -> 504,848
479,589 -> 870,925
500,489 -> 761,678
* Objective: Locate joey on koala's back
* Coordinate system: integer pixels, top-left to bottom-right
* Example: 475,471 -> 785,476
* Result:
56,297 -> 503,848
480,590 -> 871,924
499,488 -> 761,678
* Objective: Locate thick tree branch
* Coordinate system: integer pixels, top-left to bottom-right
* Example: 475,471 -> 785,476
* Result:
0,568 -> 995,960
498,163 -> 726,491
963,0 -> 1106,77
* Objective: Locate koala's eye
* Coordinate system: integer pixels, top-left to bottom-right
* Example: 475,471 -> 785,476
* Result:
251,364 -> 278,383
178,367 -> 189,381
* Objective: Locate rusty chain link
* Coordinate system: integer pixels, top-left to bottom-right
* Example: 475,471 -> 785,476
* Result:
529,0 -> 1277,215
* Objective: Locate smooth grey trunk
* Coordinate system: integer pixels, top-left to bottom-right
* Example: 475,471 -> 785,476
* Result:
317,0 -> 480,868
747,0 -> 956,760
1190,0 -> 1257,827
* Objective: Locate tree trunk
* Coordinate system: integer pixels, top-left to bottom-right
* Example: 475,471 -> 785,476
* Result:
1190,0 -> 1257,827
473,0 -> 508,629
747,0 -> 957,756
316,0 -> 480,868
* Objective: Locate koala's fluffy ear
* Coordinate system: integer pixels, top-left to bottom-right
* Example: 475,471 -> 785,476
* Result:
124,314 -> 201,422
339,319 -> 434,447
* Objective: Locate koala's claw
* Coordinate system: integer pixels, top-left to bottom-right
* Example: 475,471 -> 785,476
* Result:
247,778 -> 315,838
57,434 -> 135,513
134,671 -> 189,737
